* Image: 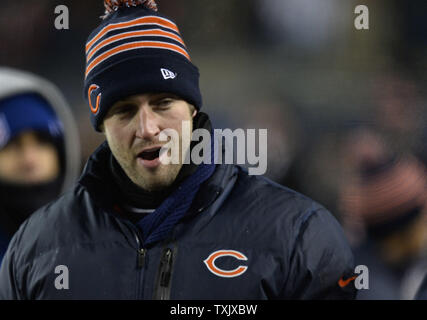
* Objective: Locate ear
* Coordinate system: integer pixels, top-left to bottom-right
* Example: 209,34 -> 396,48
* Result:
192,109 -> 198,118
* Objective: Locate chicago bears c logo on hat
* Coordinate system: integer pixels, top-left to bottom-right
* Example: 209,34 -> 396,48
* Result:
88,84 -> 102,115
203,250 -> 248,278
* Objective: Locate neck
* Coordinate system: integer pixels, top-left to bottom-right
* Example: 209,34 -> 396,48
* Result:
110,155 -> 196,209
0,177 -> 63,236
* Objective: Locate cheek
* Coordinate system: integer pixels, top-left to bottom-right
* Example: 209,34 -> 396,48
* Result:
39,147 -> 59,171
105,122 -> 130,146
163,110 -> 193,133
104,124 -> 136,164
0,151 -> 16,172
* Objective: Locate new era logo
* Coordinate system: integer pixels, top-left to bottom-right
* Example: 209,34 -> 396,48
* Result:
161,68 -> 177,80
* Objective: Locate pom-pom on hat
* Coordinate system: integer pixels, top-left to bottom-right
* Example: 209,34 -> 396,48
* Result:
103,0 -> 158,16
84,0 -> 202,131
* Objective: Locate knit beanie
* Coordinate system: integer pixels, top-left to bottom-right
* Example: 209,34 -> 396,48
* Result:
84,0 -> 202,131
0,93 -> 63,149
339,155 -> 427,238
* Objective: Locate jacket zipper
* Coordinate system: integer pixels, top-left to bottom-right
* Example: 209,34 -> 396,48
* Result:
134,233 -> 146,269
155,247 -> 174,300
128,224 -> 146,299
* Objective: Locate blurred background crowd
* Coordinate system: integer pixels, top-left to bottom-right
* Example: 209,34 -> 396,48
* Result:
1,0 -> 427,299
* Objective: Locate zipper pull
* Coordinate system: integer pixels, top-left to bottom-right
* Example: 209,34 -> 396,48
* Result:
160,248 -> 173,287
138,248 -> 146,268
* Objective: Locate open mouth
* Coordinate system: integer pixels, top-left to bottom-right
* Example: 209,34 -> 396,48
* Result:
138,147 -> 161,161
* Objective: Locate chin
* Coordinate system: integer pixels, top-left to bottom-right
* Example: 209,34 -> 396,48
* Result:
140,179 -> 174,192
135,172 -> 178,192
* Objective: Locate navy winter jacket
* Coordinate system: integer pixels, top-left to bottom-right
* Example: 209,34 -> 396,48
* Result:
0,142 -> 356,299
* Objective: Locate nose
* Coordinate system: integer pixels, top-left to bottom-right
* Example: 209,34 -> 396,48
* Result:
19,141 -> 43,173
135,104 -> 161,140
19,144 -> 44,181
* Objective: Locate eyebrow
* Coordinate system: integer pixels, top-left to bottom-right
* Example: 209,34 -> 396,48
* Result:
111,93 -> 184,112
149,93 -> 181,100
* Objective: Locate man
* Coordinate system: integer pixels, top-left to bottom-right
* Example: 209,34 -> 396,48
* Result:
0,68 -> 81,263
338,133 -> 427,299
0,0 -> 356,299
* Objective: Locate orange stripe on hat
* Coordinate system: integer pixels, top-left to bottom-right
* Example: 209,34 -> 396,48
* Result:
86,16 -> 179,53
86,29 -> 186,62
85,41 -> 190,78
361,165 -> 427,220
340,156 -> 427,226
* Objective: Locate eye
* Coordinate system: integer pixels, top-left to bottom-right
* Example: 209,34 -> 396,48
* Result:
154,98 -> 173,110
111,103 -> 137,118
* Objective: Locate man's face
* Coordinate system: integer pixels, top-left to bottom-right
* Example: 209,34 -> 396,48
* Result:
0,130 -> 60,184
103,93 -> 196,191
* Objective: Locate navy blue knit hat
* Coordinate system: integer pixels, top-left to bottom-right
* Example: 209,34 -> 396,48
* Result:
0,93 -> 63,149
84,0 -> 202,131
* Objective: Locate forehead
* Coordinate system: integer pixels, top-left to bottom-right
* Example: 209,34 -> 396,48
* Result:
0,130 -> 54,151
117,92 -> 183,103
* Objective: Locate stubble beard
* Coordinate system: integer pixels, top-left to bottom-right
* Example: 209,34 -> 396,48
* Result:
107,107 -> 195,192
129,160 -> 182,192
111,136 -> 190,192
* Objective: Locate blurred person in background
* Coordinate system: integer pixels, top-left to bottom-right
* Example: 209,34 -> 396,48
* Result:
255,0 -> 350,52
0,68 -> 81,263
371,73 -> 427,164
238,98 -> 302,183
339,128 -> 427,299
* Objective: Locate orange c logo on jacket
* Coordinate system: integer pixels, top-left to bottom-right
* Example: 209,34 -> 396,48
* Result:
203,250 -> 248,278
88,84 -> 101,115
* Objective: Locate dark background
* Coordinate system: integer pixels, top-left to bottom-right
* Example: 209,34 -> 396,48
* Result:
1,0 -> 427,220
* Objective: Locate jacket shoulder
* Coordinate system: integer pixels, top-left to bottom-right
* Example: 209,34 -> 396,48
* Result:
228,167 -> 356,299
233,167 -> 327,219
225,167 -> 346,247
7,185 -> 97,263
